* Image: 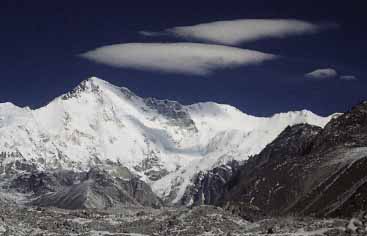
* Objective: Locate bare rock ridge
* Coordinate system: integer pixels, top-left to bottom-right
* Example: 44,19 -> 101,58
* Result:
189,101 -> 367,218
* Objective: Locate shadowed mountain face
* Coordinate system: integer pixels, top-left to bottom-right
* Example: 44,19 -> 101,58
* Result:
218,102 -> 367,218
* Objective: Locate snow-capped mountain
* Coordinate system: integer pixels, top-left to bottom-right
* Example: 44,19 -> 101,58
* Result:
0,77 -> 334,204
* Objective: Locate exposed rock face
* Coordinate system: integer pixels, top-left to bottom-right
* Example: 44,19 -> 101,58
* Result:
181,160 -> 241,206
144,97 -> 198,131
312,101 -> 367,152
61,79 -> 101,100
4,167 -> 162,209
134,155 -> 169,181
221,102 -> 367,218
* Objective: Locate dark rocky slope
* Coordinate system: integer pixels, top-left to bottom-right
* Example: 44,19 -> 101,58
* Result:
220,101 -> 367,218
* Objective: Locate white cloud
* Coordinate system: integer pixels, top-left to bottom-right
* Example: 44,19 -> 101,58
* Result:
340,75 -> 358,81
139,31 -> 165,37
80,43 -> 277,75
304,68 -> 338,80
140,19 -> 338,45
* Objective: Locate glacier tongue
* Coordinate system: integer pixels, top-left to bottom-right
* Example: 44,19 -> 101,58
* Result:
0,77 -> 334,204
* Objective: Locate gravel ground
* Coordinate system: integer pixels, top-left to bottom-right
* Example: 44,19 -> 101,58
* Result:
0,203 -> 355,236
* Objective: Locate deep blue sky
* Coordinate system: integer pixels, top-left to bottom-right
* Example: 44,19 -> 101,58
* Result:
1,0 -> 366,116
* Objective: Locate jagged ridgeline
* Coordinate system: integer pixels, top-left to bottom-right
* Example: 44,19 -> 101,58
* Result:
0,77 -> 334,208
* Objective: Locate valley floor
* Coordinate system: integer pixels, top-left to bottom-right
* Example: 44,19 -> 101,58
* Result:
0,204 -> 353,236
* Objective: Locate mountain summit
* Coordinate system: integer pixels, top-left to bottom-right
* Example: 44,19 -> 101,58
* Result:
0,77 -> 333,204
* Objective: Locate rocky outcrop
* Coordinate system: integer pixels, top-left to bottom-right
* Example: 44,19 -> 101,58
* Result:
133,155 -> 169,181
312,101 -> 367,152
180,160 -> 241,206
144,97 -> 198,131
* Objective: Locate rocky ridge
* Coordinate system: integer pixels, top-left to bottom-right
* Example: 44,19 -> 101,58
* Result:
194,101 -> 367,218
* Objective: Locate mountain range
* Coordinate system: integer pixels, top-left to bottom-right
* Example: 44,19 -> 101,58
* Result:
0,77 -> 334,207
188,101 -> 367,219
4,77 -> 364,216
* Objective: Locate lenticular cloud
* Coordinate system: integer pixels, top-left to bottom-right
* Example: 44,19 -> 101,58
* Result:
304,68 -> 338,79
80,43 -> 277,75
340,75 -> 358,81
140,19 -> 338,45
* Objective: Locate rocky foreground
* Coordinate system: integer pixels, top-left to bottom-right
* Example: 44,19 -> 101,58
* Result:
0,202 -> 363,236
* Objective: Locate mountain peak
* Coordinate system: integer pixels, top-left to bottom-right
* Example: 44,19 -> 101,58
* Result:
83,76 -> 115,88
60,77 -> 137,102
86,76 -> 103,83
61,77 -> 103,100
78,76 -> 115,90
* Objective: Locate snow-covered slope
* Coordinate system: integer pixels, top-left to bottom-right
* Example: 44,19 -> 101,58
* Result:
0,77 -> 334,204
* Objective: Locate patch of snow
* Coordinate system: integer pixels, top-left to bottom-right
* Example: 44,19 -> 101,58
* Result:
326,147 -> 367,165
70,218 -> 93,225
